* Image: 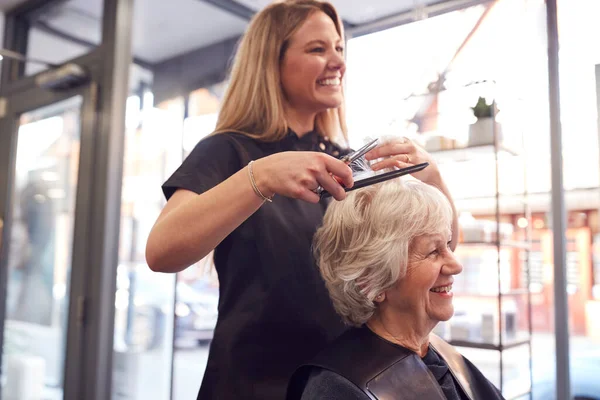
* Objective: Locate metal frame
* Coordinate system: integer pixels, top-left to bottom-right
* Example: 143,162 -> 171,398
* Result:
346,0 -> 493,38
546,0 -> 571,399
596,64 -> 600,250
200,0 -> 255,20
78,0 -> 133,398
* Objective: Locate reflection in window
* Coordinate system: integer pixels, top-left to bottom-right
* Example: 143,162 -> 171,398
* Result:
112,72 -> 184,398
183,83 -> 227,157
2,97 -> 82,400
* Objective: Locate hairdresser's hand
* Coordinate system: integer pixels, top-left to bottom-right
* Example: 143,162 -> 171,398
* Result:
364,137 -> 442,186
251,152 -> 354,203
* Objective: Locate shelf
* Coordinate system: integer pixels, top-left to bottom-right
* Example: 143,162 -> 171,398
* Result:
458,240 -> 531,250
449,338 -> 530,351
429,144 -> 521,163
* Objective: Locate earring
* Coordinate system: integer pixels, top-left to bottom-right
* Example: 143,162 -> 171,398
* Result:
375,294 -> 384,302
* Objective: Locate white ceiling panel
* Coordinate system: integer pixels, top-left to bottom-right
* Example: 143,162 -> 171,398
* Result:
234,0 -> 447,24
131,0 -> 248,63
25,0 -> 249,64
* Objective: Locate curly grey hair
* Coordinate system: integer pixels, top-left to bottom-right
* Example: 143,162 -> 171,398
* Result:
313,178 -> 453,326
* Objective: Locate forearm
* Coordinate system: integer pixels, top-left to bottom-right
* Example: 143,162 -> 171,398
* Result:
146,166 -> 265,273
427,173 -> 459,251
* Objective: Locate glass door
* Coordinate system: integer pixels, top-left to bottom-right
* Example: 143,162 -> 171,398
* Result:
0,93 -> 91,400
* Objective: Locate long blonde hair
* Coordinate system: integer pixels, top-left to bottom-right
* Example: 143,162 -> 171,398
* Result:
214,0 -> 347,143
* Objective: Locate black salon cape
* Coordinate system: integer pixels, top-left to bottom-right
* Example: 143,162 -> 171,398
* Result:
288,326 -> 505,400
297,351 -> 472,400
162,130 -> 351,400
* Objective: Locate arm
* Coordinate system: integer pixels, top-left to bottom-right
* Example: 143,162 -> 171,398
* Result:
146,151 -> 353,273
424,172 -> 459,252
146,167 -> 265,273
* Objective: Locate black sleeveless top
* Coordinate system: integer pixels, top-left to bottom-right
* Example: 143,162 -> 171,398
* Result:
162,130 -> 351,400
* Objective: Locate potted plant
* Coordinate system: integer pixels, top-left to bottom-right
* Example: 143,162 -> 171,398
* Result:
467,96 -> 502,146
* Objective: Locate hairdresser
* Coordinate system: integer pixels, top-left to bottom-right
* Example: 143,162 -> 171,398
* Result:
145,1 -> 457,399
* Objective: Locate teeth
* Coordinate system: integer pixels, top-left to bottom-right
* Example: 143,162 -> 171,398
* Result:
318,78 -> 340,86
430,285 -> 452,293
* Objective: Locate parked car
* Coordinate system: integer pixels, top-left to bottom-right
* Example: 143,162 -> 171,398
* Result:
114,263 -> 219,351
532,351 -> 600,400
174,281 -> 218,347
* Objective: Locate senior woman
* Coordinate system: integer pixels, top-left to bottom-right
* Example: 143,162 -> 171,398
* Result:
287,179 -> 504,400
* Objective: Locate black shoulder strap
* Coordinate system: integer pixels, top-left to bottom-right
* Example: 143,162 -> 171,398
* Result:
429,334 -> 483,400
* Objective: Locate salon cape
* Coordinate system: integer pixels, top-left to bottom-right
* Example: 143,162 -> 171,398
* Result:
287,326 -> 505,400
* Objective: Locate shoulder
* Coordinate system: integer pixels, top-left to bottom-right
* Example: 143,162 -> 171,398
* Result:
299,368 -> 368,400
190,131 -> 254,153
161,132 -> 255,199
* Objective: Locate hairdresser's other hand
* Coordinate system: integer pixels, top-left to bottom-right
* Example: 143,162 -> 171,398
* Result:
364,137 -> 442,186
251,152 -> 354,203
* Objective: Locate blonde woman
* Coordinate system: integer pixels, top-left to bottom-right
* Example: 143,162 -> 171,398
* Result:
146,1 -> 457,399
288,180 -> 502,400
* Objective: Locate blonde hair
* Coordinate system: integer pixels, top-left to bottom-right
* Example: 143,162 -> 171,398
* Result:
214,0 -> 347,142
313,179 -> 453,326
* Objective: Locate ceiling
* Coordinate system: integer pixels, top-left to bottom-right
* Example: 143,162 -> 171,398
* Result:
236,0 -> 446,25
2,0 -> 472,65
27,0 -> 248,64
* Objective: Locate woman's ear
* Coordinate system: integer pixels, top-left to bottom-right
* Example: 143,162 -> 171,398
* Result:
374,293 -> 386,303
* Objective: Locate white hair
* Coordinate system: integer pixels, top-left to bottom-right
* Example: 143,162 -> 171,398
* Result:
313,178 -> 453,326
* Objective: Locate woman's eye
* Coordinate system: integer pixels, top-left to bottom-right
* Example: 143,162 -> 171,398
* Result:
310,47 -> 325,53
428,249 -> 439,257
336,46 -> 344,53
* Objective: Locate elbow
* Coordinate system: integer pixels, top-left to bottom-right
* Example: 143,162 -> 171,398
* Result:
145,235 -> 176,273
145,234 -> 198,274
145,244 -> 166,273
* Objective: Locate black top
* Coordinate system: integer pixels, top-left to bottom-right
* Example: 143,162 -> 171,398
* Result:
162,130 -> 351,400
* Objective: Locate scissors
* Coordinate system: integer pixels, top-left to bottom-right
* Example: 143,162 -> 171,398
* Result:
340,137 -> 380,165
313,138 -> 380,196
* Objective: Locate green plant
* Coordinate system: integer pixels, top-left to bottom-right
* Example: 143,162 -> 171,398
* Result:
471,96 -> 497,119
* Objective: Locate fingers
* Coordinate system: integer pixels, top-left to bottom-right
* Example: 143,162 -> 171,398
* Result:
365,140 -> 413,161
370,155 -> 411,171
315,171 -> 346,201
323,156 -> 354,189
297,189 -> 323,204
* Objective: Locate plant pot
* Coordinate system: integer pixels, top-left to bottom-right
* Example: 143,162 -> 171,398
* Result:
468,117 -> 502,147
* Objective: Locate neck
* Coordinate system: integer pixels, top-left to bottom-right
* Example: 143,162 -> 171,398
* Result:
367,311 -> 435,358
285,105 -> 317,138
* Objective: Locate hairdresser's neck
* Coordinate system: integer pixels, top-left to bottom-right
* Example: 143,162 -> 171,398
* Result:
285,106 -> 317,138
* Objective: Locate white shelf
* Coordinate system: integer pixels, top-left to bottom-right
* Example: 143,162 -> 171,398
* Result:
429,144 -> 521,163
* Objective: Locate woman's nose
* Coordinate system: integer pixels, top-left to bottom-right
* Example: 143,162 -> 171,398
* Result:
328,51 -> 345,71
443,252 -> 463,276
